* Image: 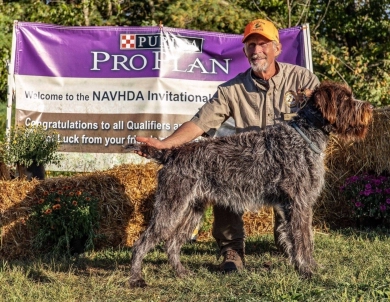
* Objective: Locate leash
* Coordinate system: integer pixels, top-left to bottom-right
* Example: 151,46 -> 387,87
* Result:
291,122 -> 322,154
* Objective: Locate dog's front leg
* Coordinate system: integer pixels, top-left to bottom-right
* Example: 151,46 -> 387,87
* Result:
289,203 -> 317,278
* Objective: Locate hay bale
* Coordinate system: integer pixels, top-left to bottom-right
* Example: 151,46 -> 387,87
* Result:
0,179 -> 38,259
0,163 -> 157,260
315,107 -> 390,229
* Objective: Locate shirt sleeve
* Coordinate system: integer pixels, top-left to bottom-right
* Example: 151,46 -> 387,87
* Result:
303,69 -> 320,90
190,87 -> 231,137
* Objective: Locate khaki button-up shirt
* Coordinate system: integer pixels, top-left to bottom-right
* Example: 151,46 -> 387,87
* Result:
191,62 -> 320,136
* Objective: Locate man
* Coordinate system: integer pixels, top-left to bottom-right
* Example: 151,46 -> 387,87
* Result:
135,19 -> 320,272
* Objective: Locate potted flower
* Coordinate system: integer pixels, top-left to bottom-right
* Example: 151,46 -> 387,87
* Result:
28,186 -> 100,256
1,125 -> 62,179
340,173 -> 390,228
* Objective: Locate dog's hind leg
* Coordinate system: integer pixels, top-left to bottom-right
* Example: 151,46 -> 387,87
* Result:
128,219 -> 162,288
129,196 -> 180,287
129,187 -> 200,287
165,203 -> 205,277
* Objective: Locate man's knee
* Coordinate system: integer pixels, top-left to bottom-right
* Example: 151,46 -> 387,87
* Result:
212,205 -> 245,251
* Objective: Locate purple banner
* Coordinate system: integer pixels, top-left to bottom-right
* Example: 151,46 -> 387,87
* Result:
14,22 -> 305,82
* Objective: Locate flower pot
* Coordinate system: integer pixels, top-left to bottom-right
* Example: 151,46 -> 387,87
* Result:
69,235 -> 89,255
27,161 -> 46,180
0,162 -> 10,180
17,162 -> 46,180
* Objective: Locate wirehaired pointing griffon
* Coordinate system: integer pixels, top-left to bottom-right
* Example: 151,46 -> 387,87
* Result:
123,81 -> 373,288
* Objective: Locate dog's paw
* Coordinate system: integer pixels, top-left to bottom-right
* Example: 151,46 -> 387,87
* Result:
296,265 -> 315,280
299,270 -> 313,280
128,278 -> 148,288
177,268 -> 193,278
262,261 -> 273,272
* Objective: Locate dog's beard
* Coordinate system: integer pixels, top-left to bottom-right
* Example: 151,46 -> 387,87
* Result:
250,53 -> 269,73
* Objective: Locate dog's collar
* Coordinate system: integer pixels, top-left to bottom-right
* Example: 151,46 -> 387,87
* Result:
291,122 -> 322,154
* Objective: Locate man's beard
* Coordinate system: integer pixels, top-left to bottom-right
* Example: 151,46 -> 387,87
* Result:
250,54 -> 269,73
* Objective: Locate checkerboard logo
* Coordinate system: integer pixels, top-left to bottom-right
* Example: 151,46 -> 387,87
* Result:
120,34 -> 136,50
119,33 -> 203,52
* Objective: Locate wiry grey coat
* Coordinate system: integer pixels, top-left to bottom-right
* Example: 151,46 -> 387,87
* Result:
124,81 -> 373,288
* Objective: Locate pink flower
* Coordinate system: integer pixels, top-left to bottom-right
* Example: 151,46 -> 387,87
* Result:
355,201 -> 363,208
360,190 -> 372,196
386,198 -> 390,205
379,204 -> 387,211
347,176 -> 359,183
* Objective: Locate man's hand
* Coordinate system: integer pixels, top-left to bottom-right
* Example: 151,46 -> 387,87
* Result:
134,136 -> 167,157
136,136 -> 166,149
132,121 -> 205,158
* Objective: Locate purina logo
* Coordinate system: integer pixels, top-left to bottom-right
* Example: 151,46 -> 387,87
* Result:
120,34 -> 137,50
120,33 -> 203,52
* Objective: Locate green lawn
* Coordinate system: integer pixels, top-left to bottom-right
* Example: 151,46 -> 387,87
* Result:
1,229 -> 389,301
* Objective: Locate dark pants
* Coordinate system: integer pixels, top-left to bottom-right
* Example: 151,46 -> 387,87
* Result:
212,205 -> 282,254
212,205 -> 245,254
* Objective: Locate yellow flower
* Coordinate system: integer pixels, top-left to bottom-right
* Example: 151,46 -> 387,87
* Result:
38,199 -> 45,204
72,200 -> 78,206
52,204 -> 61,210
44,209 -> 52,215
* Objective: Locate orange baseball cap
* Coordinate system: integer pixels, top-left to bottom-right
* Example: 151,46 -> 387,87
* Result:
242,19 -> 279,43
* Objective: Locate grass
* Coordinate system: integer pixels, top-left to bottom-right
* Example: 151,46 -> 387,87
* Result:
1,228 -> 389,301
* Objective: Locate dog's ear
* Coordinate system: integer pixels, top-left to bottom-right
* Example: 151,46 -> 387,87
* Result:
312,81 -> 338,124
318,81 -> 373,140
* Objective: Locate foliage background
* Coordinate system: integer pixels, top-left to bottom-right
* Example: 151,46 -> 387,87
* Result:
0,0 -> 389,109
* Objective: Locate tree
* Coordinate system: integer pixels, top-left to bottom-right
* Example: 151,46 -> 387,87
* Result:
308,0 -> 390,106
0,0 -> 389,105
152,0 -> 257,34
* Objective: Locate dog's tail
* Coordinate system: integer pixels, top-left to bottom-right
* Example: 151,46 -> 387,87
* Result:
122,143 -> 168,163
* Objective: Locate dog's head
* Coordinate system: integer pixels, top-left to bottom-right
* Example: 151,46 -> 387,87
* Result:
309,81 -> 373,141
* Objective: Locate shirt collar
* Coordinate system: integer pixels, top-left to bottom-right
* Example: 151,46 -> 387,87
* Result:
250,61 -> 281,90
